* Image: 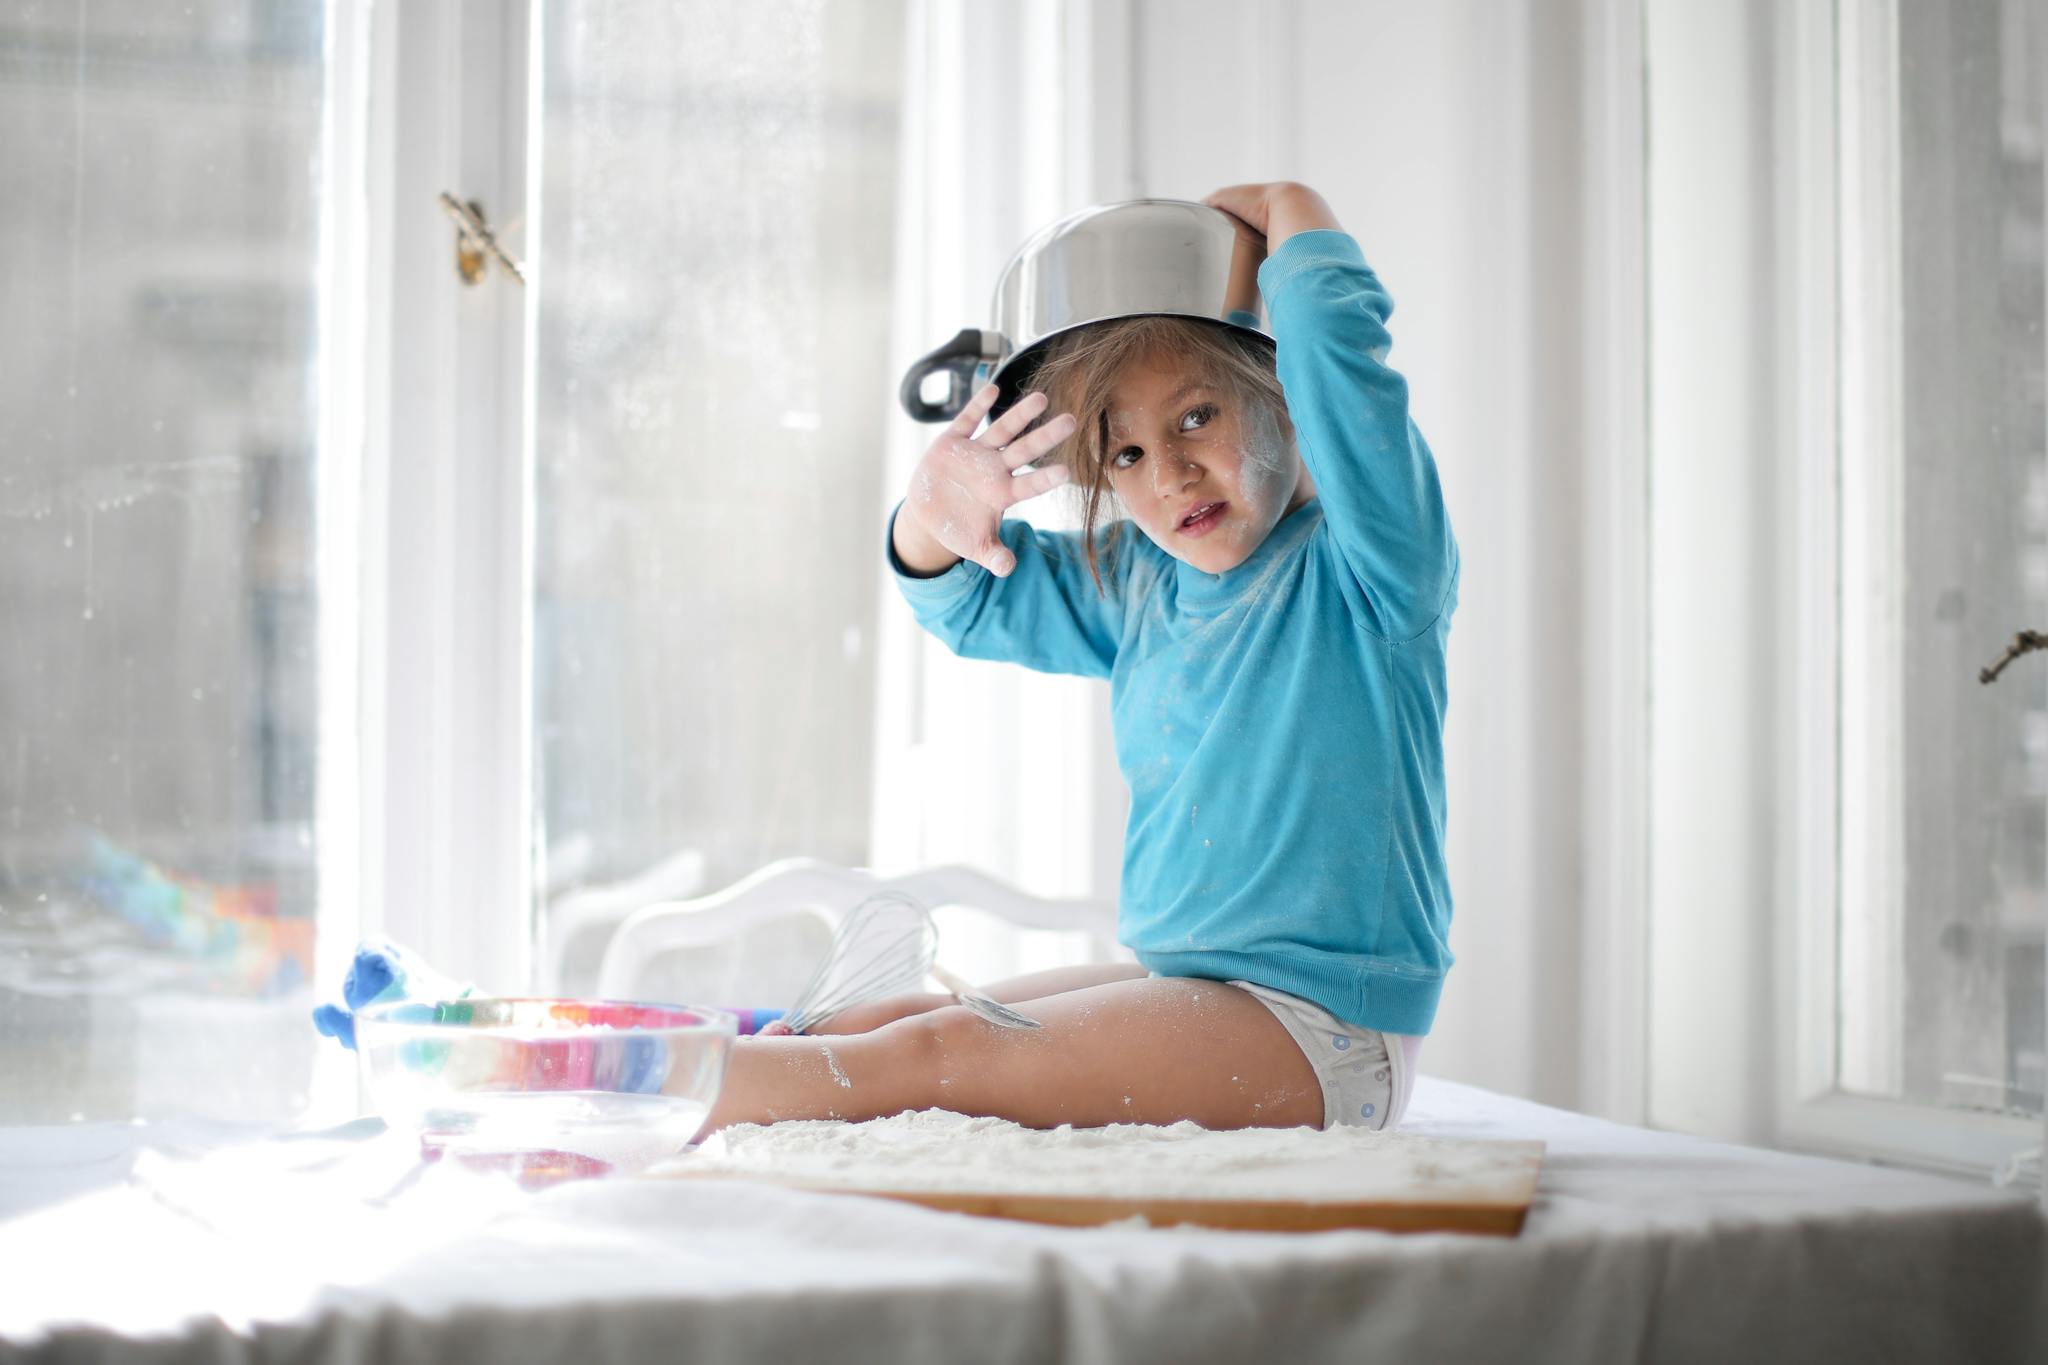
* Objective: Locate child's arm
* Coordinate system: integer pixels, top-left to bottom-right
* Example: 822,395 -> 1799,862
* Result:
890,383 -> 1126,678
889,505 -> 1128,679
1205,182 -> 1458,642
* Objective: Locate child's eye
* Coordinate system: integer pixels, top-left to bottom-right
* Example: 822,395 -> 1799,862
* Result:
1112,446 -> 1143,470
1180,403 -> 1217,431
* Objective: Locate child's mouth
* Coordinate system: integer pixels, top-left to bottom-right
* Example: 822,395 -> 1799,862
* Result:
1178,501 -> 1227,537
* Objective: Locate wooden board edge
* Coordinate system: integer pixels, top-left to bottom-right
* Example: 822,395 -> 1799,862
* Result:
863,1189 -> 1532,1236
666,1173 -> 1533,1236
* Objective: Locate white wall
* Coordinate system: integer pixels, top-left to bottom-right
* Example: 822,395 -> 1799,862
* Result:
1110,0 -> 1605,1108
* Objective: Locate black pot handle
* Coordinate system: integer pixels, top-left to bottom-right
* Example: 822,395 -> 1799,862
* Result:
899,328 -> 1007,423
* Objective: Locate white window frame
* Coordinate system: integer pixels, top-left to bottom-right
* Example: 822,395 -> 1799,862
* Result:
1646,0 -> 2043,1187
1771,0 -> 2044,1184
317,0 -> 537,1116
311,0 -> 373,1119
1644,0 -> 1784,1148
1578,0 -> 1652,1130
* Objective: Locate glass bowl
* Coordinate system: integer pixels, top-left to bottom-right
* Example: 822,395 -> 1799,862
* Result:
355,998 -> 736,1177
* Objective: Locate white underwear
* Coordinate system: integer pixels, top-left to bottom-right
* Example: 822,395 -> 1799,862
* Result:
1225,979 -> 1422,1132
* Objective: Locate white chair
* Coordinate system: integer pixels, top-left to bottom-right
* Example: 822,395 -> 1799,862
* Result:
594,856 -> 1120,1009
543,846 -> 708,996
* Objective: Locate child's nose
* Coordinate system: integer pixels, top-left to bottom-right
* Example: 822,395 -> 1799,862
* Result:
1152,447 -> 1200,495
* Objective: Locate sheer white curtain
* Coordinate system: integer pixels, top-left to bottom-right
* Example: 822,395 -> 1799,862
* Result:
527,0 -> 1126,992
869,0 -> 1130,980
527,0 -> 909,992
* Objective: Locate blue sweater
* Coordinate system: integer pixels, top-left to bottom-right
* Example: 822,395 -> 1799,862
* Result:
887,230 -> 1458,1035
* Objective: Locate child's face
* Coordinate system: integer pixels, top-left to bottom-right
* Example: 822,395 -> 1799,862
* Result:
1102,354 -> 1313,574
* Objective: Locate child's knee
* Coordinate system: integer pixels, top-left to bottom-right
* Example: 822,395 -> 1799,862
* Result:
887,1002 -> 989,1080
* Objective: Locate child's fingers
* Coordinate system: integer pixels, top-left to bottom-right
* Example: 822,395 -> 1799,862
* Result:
944,382 -> 1001,439
1203,186 -> 1270,241
1001,410 -> 1076,468
1003,462 -> 1071,505
978,389 -> 1048,450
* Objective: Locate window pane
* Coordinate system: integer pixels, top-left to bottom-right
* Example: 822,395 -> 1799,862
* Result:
534,1 -> 905,993
1839,0 -> 2047,1117
0,2 -> 326,1122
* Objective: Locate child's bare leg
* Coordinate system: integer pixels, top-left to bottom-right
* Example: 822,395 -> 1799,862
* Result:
807,962 -> 1149,1035
697,974 -> 1321,1132
804,992 -> 956,1035
977,961 -> 1150,1003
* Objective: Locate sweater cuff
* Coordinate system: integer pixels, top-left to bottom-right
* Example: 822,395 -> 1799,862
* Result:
885,501 -> 983,605
1256,227 -> 1368,299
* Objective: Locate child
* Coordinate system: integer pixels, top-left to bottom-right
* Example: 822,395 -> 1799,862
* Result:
701,181 -> 1457,1135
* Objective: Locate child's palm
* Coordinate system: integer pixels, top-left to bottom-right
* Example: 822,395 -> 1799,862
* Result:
910,386 -> 1075,577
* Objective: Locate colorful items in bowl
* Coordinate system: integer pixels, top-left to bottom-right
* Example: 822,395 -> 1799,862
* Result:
355,998 -> 736,1176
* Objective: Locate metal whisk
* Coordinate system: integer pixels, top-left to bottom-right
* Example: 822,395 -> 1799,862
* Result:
779,890 -> 939,1035
778,889 -> 1044,1033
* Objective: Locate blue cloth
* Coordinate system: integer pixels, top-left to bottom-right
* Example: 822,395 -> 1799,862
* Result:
311,939 -> 473,1050
887,229 -> 1458,1034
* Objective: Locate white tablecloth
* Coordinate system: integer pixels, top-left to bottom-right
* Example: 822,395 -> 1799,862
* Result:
2,1078 -> 2042,1363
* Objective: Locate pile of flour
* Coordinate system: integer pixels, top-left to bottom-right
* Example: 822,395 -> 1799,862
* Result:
665,1108 -> 1529,1204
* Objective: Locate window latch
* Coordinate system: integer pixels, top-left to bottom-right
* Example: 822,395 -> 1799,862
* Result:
1978,629 -> 2048,685
438,193 -> 526,288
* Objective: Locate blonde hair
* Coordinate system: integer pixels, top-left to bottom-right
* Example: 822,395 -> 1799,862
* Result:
1023,316 -> 1292,594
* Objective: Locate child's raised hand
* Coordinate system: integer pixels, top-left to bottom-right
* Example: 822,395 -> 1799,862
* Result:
1203,183 -> 1279,239
1203,182 -> 1341,251
903,383 -> 1076,577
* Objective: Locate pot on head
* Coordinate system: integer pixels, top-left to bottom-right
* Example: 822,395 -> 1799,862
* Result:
898,198 -> 1272,425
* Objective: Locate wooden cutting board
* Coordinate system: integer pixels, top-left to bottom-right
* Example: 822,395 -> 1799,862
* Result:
661,1119 -> 1545,1237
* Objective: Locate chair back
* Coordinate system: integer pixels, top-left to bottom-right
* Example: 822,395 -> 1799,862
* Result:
595,857 -> 1120,1008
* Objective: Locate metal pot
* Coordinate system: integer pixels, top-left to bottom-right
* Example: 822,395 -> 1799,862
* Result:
898,198 -> 1271,424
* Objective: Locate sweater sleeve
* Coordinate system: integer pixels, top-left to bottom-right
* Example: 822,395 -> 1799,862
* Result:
1257,229 -> 1458,641
885,502 -> 1124,679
